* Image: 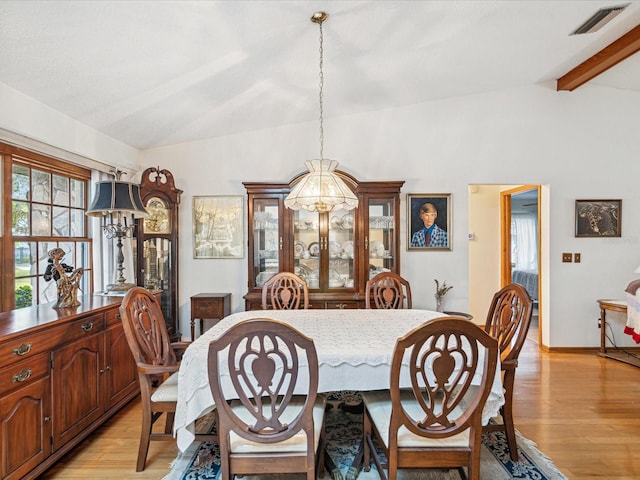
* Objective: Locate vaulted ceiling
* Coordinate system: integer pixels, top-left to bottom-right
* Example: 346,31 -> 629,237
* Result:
1,0 -> 639,150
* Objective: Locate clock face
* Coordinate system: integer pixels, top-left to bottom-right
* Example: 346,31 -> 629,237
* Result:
143,197 -> 171,234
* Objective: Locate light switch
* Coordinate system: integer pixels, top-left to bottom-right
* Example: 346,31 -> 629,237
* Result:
574,253 -> 581,263
562,253 -> 572,263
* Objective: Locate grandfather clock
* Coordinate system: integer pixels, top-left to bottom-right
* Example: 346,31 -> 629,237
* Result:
136,167 -> 183,340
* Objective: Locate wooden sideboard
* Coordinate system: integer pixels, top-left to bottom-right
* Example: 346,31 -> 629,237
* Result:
0,295 -> 139,480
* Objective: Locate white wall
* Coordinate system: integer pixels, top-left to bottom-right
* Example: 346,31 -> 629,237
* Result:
138,81 -> 640,348
0,82 -> 138,173
3,77 -> 639,348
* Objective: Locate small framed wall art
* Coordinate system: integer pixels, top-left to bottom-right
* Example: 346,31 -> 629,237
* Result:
575,199 -> 621,238
193,196 -> 244,258
407,193 -> 451,251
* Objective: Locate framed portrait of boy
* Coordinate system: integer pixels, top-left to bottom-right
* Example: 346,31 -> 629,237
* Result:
407,193 -> 451,251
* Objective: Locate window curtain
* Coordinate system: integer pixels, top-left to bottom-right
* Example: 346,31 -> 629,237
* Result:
511,213 -> 538,271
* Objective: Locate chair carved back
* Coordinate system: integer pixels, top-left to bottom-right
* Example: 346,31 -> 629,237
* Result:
365,272 -> 412,309
484,283 -> 533,367
120,287 -> 177,370
390,317 -> 498,439
208,318 -> 318,445
261,272 -> 310,310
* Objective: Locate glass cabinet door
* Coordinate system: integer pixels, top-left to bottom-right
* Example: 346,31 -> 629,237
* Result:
252,198 -> 281,288
293,209 -> 320,289
328,211 -> 356,290
367,197 -> 397,280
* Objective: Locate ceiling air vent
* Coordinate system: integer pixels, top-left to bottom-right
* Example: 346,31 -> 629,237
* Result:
571,4 -> 629,35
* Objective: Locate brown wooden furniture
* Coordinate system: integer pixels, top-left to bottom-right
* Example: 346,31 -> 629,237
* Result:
207,318 -> 326,480
365,271 -> 412,309
243,172 -> 404,310
443,311 -> 474,321
190,292 -> 231,340
136,167 -> 183,341
595,299 -> 640,367
261,272 -> 310,310
362,317 -> 498,480
0,295 -> 139,480
120,287 -> 216,471
482,283 -> 533,461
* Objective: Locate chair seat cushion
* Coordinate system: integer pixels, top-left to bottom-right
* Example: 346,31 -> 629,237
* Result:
150,372 -> 179,403
228,396 -> 326,454
362,390 -> 470,448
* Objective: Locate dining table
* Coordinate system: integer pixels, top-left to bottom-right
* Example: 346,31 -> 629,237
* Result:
174,308 -> 505,453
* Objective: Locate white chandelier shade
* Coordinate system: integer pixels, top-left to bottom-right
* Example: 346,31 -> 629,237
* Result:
284,159 -> 358,213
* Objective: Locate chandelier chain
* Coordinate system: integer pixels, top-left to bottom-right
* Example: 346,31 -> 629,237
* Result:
318,21 -> 324,160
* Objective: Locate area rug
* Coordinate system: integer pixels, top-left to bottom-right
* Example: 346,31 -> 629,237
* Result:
164,398 -> 567,480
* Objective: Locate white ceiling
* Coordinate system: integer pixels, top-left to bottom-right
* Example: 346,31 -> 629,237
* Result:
1,0 -> 639,150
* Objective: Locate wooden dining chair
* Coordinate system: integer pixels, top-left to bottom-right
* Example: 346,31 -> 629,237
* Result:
261,271 -> 310,310
482,283 -> 533,461
119,287 -> 217,471
207,318 -> 327,480
362,317 -> 498,480
365,271 -> 412,309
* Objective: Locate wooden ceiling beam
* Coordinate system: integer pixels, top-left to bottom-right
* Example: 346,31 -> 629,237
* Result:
557,24 -> 640,91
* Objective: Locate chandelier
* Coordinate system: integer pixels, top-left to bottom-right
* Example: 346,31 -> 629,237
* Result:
284,11 -> 358,213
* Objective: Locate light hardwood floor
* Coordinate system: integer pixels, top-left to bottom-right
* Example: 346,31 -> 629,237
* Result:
41,337 -> 640,480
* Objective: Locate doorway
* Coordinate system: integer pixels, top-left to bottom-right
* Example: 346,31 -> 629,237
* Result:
468,184 -> 542,346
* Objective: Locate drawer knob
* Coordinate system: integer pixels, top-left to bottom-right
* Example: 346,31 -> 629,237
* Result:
44,416 -> 51,422
13,343 -> 32,356
13,368 -> 32,383
81,321 -> 94,332
336,303 -> 347,309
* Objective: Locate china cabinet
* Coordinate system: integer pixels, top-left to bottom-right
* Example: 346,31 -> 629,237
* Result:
135,167 -> 182,339
243,171 -> 404,310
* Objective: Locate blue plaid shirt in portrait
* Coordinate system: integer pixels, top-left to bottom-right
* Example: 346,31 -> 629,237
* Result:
411,224 -> 448,247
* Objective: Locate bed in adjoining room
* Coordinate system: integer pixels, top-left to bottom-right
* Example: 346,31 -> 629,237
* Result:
512,269 -> 538,301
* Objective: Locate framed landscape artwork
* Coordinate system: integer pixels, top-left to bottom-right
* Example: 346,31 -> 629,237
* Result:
193,196 -> 244,258
575,199 -> 621,238
407,193 -> 451,251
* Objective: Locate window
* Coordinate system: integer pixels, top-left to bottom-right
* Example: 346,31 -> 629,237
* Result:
2,147 -> 93,310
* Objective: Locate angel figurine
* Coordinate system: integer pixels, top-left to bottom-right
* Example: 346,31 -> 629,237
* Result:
44,247 -> 84,308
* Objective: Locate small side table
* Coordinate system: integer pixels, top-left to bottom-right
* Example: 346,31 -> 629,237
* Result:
191,293 -> 231,340
595,299 -> 639,367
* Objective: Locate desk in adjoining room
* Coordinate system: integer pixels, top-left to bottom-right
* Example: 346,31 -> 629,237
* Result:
174,308 -> 504,451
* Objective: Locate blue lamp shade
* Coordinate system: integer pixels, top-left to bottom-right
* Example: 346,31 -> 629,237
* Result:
86,180 -> 148,218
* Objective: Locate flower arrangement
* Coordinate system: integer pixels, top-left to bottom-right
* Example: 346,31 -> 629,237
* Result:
434,279 -> 453,312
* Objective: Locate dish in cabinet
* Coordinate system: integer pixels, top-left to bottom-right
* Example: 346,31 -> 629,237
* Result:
341,213 -> 354,229
370,240 -> 385,258
308,242 -> 320,257
294,241 -> 306,258
330,216 -> 343,229
341,240 -> 354,258
329,241 -> 341,257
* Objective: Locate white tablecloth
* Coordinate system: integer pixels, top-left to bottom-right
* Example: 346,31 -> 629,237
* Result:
175,309 -> 504,451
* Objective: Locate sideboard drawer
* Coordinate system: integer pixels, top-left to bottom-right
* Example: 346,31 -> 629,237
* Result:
0,352 -> 50,395
0,329 -> 57,368
0,313 -> 105,369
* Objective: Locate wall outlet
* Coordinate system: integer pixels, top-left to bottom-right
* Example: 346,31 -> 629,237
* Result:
562,253 -> 572,263
574,253 -> 581,263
